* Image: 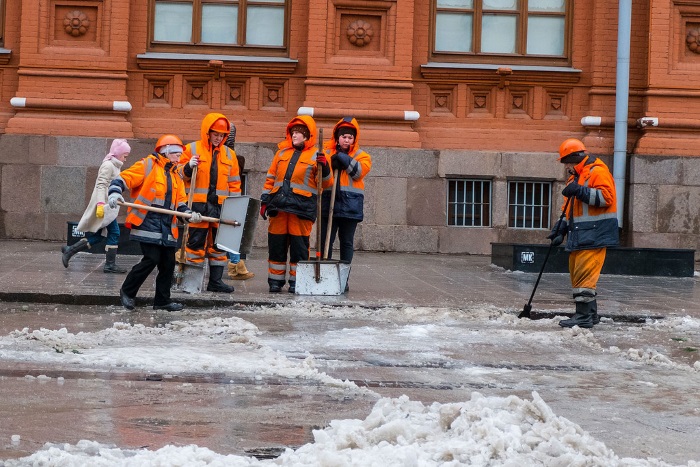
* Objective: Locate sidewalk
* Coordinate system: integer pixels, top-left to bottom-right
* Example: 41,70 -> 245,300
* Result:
1,239 -> 700,319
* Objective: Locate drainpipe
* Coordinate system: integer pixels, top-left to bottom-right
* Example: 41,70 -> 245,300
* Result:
613,0 -> 632,229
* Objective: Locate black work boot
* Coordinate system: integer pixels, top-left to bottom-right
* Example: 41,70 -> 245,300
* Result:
559,301 -> 595,328
103,246 -> 127,274
288,281 -> 296,294
268,279 -> 284,293
206,266 -> 235,293
119,288 -> 135,311
591,300 -> 600,325
61,238 -> 90,268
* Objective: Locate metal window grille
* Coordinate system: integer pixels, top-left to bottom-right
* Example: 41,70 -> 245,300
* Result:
508,181 -> 552,229
447,179 -> 492,227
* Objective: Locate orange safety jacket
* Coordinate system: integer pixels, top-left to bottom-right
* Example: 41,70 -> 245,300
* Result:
178,112 -> 241,206
261,115 -> 334,221
322,117 -> 372,221
560,156 -> 619,251
110,153 -> 188,247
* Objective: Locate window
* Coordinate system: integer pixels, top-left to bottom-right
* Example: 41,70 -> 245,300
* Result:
433,0 -> 569,65
0,0 -> 4,46
508,180 -> 551,229
447,179 -> 492,227
150,0 -> 288,53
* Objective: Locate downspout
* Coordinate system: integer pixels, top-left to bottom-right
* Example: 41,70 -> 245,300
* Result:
613,0 -> 632,229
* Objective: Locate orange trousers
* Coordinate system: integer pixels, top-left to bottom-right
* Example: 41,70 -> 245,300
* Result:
568,247 -> 607,302
267,211 -> 313,285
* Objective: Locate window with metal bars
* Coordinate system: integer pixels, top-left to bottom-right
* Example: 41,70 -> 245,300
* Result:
447,179 -> 492,227
508,180 -> 551,229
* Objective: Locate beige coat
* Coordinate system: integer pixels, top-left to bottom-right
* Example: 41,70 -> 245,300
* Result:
76,158 -> 123,233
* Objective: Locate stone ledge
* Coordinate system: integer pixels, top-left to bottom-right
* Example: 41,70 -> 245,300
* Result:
491,243 -> 695,277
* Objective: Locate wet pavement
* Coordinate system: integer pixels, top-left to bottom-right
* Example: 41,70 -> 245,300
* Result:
0,240 -> 700,464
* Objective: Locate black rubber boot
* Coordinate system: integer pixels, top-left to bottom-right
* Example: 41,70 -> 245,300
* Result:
559,301 -> 595,328
288,281 -> 295,294
206,266 -> 234,293
591,300 -> 600,325
103,247 -> 127,274
61,238 -> 90,268
268,279 -> 284,293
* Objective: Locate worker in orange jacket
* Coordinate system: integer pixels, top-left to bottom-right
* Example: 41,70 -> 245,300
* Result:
108,135 -> 202,311
547,138 -> 619,328
177,113 -> 241,294
320,117 -> 372,292
260,115 -> 334,293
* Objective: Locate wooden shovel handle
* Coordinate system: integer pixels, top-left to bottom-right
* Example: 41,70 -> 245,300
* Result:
118,201 -> 240,226
323,168 -> 339,260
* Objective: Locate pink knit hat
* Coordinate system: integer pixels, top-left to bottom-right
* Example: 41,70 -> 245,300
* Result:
107,139 -> 131,158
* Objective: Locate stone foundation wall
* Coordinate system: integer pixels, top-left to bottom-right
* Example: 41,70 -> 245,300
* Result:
0,135 -> 696,257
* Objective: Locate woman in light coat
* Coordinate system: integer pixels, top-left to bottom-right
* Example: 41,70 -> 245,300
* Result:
61,139 -> 131,273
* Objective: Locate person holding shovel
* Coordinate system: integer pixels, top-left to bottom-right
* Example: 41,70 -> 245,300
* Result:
548,138 -> 619,328
320,117 -> 372,292
177,113 -> 241,294
223,124 -> 254,281
107,135 -> 202,311
61,138 -> 131,273
260,116 -> 333,293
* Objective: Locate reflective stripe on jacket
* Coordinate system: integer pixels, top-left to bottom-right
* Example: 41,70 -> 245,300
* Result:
322,117 -> 372,221
563,157 -> 619,251
177,112 -> 241,205
109,154 -> 188,247
260,115 -> 333,221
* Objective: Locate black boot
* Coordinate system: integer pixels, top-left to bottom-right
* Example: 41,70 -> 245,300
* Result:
288,281 -> 295,294
103,246 -> 127,274
268,279 -> 284,293
559,301 -> 595,328
61,238 -> 90,268
119,288 -> 135,311
206,265 -> 234,293
591,300 -> 600,325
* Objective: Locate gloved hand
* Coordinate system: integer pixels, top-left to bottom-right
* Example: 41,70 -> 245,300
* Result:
186,211 -> 202,223
108,193 -> 124,209
335,151 -> 351,170
562,182 -> 591,203
95,202 -> 105,218
260,204 -> 268,220
547,217 -> 567,246
317,152 -> 330,177
189,155 -> 199,168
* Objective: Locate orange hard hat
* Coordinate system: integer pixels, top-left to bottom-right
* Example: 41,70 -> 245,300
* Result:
155,134 -> 184,153
209,118 -> 230,134
558,138 -> 586,160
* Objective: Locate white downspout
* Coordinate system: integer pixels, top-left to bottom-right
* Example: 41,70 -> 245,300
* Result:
613,0 -> 632,228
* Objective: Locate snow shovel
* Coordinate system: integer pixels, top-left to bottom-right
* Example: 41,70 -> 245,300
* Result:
296,136 -> 351,296
519,197 -> 571,319
117,199 -> 247,293
173,166 -> 198,289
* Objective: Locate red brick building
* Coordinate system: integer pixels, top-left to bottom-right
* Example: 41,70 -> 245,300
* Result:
0,0 -> 697,256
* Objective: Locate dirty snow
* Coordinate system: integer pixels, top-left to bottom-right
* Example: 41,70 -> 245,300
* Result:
2,303 -> 700,466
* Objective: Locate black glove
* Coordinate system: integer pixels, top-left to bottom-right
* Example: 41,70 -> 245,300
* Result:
547,219 -> 567,241
335,151 -> 351,170
562,182 -> 590,202
550,235 -> 564,247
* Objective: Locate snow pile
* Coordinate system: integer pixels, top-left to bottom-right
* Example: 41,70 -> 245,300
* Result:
625,348 -> 699,372
0,317 -> 365,390
7,392 -> 691,467
644,315 -> 700,331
